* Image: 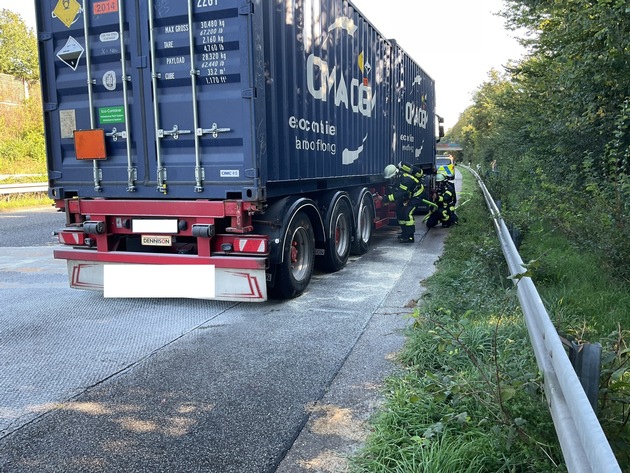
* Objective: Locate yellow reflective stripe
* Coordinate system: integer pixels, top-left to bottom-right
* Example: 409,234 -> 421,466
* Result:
412,186 -> 424,197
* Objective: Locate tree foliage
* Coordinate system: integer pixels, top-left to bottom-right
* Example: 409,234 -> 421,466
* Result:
450,0 -> 630,279
0,9 -> 38,80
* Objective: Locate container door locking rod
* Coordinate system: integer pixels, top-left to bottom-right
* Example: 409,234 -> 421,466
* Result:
117,0 -> 137,192
81,0 -> 102,192
148,0 -> 168,194
187,0 -> 204,193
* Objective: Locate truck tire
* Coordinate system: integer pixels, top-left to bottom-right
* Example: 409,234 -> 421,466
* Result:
351,191 -> 374,255
319,197 -> 352,272
271,211 -> 315,299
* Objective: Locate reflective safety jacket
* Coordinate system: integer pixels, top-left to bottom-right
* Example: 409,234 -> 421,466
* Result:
383,163 -> 424,204
433,185 -> 455,210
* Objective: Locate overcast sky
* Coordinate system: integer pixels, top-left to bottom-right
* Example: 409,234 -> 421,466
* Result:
0,0 -> 525,130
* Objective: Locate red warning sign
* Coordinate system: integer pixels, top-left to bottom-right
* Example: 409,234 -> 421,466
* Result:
94,0 -> 119,15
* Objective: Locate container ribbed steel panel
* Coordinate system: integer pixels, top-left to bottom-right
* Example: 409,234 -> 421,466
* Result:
390,40 -> 436,169
37,0 -> 436,201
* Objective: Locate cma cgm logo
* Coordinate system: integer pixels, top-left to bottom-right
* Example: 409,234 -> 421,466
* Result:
306,54 -> 376,118
406,102 -> 428,129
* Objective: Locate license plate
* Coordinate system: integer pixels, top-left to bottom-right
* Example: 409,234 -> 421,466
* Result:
141,235 -> 172,246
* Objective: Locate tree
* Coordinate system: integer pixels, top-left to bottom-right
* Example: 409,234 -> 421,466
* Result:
450,0 -> 630,279
0,9 -> 39,81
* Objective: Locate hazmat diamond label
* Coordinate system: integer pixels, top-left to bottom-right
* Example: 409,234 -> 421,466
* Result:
52,0 -> 82,28
57,36 -> 84,71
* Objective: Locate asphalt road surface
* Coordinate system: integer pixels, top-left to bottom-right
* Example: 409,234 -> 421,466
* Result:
0,183 -> 458,472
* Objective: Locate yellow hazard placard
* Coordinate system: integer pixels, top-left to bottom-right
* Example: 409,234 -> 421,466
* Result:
53,0 -> 82,28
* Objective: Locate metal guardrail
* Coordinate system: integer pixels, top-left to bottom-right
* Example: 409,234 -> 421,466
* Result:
0,182 -> 48,195
470,166 -> 621,472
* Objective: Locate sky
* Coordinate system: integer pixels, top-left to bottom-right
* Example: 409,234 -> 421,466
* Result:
0,0 -> 525,131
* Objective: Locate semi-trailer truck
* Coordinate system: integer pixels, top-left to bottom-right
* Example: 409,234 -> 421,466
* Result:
36,0 -> 441,301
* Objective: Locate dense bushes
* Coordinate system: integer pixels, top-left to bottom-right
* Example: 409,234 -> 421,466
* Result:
449,0 -> 630,281
0,94 -> 46,175
0,9 -> 44,176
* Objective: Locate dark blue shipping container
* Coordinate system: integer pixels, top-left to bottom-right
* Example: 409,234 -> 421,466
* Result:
37,0 -> 436,201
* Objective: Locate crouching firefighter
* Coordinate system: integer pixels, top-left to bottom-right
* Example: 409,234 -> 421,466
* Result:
425,173 -> 458,228
381,162 -> 425,243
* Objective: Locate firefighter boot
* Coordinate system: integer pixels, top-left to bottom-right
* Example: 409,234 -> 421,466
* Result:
397,226 -> 415,243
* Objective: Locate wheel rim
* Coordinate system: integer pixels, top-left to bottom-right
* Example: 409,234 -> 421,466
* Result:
333,212 -> 350,257
357,202 -> 372,243
290,226 -> 312,281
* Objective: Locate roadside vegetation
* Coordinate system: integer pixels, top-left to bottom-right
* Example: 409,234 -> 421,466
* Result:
0,9 -> 49,211
351,169 -> 630,471
353,1 -> 629,469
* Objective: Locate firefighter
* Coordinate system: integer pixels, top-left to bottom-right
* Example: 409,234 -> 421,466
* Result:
426,173 -> 458,228
441,171 -> 457,206
381,162 -> 424,243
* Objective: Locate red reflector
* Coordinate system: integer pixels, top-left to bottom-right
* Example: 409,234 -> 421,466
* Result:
59,231 -> 86,245
234,238 -> 267,253
74,129 -> 107,160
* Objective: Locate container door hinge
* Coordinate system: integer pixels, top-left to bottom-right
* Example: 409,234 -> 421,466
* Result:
44,103 -> 58,112
239,2 -> 254,15
242,88 -> 257,99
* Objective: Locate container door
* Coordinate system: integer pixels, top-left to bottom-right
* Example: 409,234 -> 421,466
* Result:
40,0 -> 260,200
145,0 -> 260,199
39,0 -> 149,196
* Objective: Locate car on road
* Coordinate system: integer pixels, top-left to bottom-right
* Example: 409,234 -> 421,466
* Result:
436,155 -> 455,180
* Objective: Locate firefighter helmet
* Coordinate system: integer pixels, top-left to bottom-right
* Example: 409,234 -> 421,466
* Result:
384,164 -> 398,179
435,173 -> 446,182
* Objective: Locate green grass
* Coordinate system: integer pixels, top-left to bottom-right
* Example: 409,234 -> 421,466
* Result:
519,227 -> 630,337
0,192 -> 53,212
350,168 -> 630,472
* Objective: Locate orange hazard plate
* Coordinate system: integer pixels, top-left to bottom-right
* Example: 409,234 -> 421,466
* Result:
74,129 -> 107,160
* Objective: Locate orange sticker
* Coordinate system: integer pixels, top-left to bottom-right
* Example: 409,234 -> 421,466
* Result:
74,129 -> 107,160
94,0 -> 119,15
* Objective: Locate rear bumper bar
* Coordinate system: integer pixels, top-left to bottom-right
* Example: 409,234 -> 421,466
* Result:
55,249 -> 268,302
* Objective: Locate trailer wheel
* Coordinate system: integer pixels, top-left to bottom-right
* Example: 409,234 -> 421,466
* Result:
271,211 -> 315,299
320,198 -> 352,272
351,191 -> 374,255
